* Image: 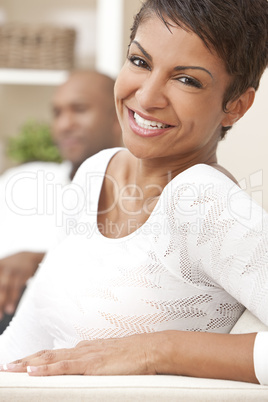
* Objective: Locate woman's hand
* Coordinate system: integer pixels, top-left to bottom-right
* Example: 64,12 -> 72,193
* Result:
0,252 -> 44,318
0,331 -> 259,383
1,334 -> 159,376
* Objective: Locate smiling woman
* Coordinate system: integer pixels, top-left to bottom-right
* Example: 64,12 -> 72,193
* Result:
0,0 -> 268,386
115,15 -> 238,165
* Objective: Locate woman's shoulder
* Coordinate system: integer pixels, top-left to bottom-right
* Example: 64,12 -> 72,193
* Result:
166,163 -> 244,218
172,163 -> 239,190
162,163 -> 267,250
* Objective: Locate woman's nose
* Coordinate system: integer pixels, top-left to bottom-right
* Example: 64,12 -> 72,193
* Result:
135,74 -> 169,111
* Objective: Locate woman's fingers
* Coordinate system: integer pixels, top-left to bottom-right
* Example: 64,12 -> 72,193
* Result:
0,359 -> 86,376
2,349 -> 88,376
5,346 -> 87,373
2,348 -> 73,372
27,360 -> 86,376
0,334 -> 156,376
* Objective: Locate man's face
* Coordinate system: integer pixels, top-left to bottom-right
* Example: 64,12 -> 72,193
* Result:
52,74 -> 117,168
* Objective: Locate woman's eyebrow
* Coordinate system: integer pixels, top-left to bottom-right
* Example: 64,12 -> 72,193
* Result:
131,40 -> 152,61
174,66 -> 213,79
131,40 -> 213,79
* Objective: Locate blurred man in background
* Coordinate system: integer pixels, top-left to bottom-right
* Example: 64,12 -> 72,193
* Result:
0,70 -> 122,333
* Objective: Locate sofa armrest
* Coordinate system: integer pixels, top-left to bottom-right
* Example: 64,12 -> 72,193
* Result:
0,372 -> 268,402
231,309 -> 268,334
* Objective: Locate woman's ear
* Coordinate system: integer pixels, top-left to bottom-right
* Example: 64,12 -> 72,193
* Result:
221,87 -> 255,128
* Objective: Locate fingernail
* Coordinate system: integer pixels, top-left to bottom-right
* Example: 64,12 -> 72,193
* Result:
0,363 -> 18,371
27,366 -> 39,373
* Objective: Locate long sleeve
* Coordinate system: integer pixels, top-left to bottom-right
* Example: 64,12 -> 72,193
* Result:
0,264 -> 54,363
164,164 -> 268,326
199,175 -> 268,324
254,332 -> 268,385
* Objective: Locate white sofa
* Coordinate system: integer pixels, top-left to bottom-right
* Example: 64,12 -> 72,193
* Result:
0,310 -> 268,402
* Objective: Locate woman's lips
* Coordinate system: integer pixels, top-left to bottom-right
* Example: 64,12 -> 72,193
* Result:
128,109 -> 173,138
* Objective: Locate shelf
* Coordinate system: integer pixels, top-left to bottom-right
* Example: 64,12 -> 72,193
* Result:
0,69 -> 69,85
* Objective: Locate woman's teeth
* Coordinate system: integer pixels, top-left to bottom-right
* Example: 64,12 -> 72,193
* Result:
134,112 -> 169,129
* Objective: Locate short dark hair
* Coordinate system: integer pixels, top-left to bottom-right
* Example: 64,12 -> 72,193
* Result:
130,0 -> 268,138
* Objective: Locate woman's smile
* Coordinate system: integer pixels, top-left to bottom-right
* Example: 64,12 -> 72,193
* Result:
128,108 -> 174,137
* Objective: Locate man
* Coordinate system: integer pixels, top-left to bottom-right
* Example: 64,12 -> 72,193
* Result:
51,70 -> 121,181
0,70 -> 122,332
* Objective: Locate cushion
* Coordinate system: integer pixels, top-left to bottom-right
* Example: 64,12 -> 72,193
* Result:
0,372 -> 268,402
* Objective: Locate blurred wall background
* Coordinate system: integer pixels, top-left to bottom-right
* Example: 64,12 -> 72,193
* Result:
218,71 -> 268,212
0,0 -> 267,211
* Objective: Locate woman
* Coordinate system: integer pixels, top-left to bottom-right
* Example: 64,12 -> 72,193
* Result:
0,0 -> 268,384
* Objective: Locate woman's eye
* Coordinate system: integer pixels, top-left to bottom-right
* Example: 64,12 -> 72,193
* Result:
128,56 -> 150,70
178,76 -> 203,89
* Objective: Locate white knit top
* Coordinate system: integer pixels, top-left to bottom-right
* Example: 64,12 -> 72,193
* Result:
0,148 -> 267,363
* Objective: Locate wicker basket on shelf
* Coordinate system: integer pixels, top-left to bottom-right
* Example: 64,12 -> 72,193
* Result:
0,23 -> 76,70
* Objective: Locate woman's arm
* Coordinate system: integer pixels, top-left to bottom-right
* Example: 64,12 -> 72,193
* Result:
158,331 -> 257,383
0,263 -> 54,364
0,330 -> 262,384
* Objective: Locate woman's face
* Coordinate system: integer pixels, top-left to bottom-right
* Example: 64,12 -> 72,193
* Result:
115,14 -> 234,166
